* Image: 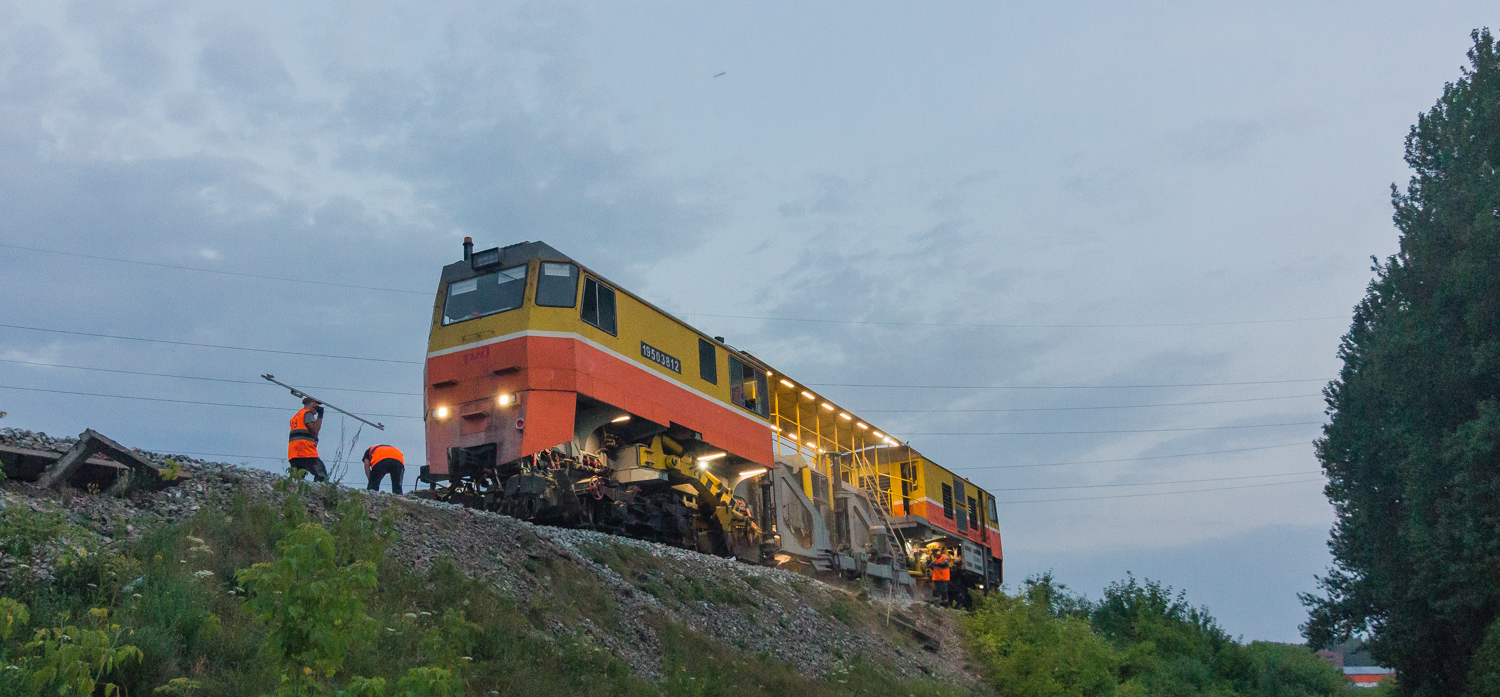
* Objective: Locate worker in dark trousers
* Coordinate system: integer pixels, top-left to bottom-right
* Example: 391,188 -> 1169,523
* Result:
363,444 -> 405,494
930,548 -> 952,607
287,397 -> 328,482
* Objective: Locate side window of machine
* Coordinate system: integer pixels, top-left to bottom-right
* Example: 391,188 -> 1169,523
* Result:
698,338 -> 718,384
441,264 -> 527,325
987,496 -> 998,528
968,496 -> 979,528
535,262 -> 579,307
727,356 -> 770,417
580,277 -> 618,335
954,477 -> 968,532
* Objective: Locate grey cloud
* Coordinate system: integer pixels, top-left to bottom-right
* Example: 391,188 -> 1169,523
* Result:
196,22 -> 295,100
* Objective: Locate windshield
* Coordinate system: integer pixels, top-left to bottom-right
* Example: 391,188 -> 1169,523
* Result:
442,265 -> 527,325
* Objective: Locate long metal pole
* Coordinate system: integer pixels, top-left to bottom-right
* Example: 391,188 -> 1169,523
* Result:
261,374 -> 386,430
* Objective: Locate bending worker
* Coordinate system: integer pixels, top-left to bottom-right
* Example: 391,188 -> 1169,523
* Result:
287,397 -> 328,482
363,444 -> 405,494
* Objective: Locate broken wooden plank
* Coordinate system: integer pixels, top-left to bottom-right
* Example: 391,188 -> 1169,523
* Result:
35,429 -> 171,490
36,437 -> 99,489
0,443 -> 129,482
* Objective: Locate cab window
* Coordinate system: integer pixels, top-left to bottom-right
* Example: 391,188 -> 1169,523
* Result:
442,265 -> 526,325
727,355 -> 769,417
535,262 -> 579,307
698,339 -> 718,384
580,277 -> 617,335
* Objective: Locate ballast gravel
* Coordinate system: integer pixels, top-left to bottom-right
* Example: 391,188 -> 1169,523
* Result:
0,427 -> 984,688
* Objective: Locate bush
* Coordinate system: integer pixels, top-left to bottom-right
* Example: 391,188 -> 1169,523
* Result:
964,575 -> 1351,697
963,585 -> 1120,697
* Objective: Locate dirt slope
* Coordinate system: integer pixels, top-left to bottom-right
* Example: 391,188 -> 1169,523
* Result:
0,428 -> 987,692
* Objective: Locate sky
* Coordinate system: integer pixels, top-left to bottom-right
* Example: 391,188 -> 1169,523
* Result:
0,0 -> 1492,642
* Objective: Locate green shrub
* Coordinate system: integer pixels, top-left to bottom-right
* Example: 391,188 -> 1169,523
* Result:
964,588 -> 1120,697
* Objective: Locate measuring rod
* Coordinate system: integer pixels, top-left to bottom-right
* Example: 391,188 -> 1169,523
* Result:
260,374 -> 386,431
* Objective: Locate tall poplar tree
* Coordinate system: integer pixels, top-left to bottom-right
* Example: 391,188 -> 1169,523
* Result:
1303,28 -> 1500,697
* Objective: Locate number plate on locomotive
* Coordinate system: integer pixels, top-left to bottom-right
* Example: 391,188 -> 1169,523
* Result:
640,342 -> 682,373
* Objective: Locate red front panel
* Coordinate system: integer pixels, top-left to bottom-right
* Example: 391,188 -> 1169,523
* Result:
425,334 -> 773,474
894,499 -> 1003,560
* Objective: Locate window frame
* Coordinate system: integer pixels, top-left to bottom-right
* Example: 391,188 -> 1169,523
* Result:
726,355 -> 770,418
579,276 -> 618,336
535,261 -> 580,308
440,263 -> 529,326
698,338 -> 718,384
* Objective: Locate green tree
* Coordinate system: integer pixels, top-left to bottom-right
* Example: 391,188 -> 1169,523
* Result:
1301,28 -> 1500,697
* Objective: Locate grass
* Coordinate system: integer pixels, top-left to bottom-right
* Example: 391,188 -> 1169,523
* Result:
0,484 -> 979,696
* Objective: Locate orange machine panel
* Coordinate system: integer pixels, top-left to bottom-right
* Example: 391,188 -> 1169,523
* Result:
425,334 -> 773,475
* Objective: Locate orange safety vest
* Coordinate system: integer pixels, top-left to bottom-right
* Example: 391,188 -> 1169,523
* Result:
365,445 -> 404,466
288,408 -> 319,459
931,554 -> 951,582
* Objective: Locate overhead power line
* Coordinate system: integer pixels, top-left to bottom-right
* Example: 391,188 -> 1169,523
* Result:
0,242 -> 428,295
897,421 -> 1322,436
3,241 -> 1347,330
0,323 -> 1325,389
987,470 -> 1319,492
0,358 -> 422,396
0,323 -> 423,365
857,393 -> 1322,413
994,476 -> 1326,504
0,384 -> 421,419
683,312 -> 1347,329
949,442 -> 1310,471
809,379 -> 1326,390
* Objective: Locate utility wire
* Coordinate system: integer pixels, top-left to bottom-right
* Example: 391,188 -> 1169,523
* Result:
684,312 -> 1346,329
856,393 -> 1322,413
2,241 -> 1346,330
0,323 -> 423,365
994,477 -> 1326,504
808,379 -> 1326,390
0,384 -> 421,419
151,450 -> 285,462
0,358 -> 1318,409
0,358 -> 422,396
1,323 -> 1325,389
948,442 -> 1310,471
897,421 -> 1322,436
0,242 -> 428,295
987,470 -> 1319,492
1,381 -> 1316,435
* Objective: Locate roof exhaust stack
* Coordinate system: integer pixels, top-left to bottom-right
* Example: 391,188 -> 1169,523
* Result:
463,236 -> 473,261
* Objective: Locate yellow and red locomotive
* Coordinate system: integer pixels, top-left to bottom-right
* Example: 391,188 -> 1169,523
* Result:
422,239 -> 1001,594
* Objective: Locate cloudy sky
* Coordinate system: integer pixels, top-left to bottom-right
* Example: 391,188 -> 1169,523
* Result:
0,0 -> 1491,641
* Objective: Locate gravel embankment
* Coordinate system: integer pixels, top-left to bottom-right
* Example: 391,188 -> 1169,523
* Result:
0,428 -> 983,687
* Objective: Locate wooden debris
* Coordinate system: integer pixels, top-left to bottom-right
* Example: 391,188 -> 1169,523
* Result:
33,429 -> 178,490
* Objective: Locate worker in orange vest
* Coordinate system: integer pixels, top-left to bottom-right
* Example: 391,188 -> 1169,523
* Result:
362,444 -> 406,494
288,397 -> 328,482
930,548 -> 952,606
